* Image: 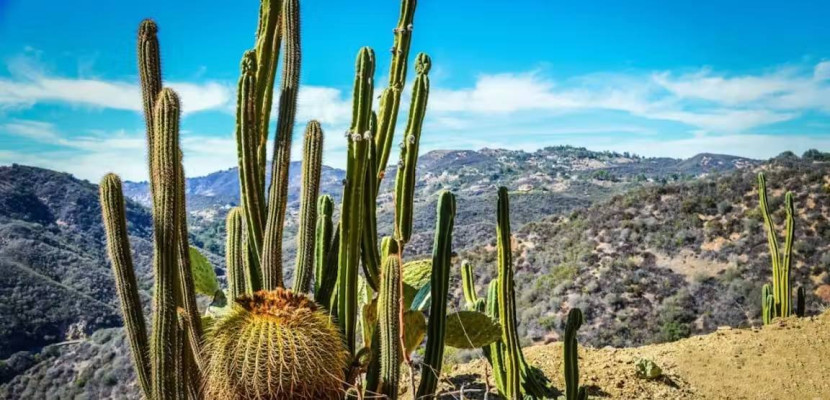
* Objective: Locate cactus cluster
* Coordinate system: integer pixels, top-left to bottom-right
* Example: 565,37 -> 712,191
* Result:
460,188 -> 558,399
99,0 -> 505,398
758,172 -> 806,324
99,0 -> 603,398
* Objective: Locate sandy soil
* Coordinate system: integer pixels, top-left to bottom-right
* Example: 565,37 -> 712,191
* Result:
441,311 -> 830,399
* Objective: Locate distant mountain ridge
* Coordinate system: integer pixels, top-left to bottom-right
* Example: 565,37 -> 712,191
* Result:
122,147 -> 759,213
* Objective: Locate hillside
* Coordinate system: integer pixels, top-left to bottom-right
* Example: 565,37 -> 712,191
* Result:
135,147 -> 757,261
442,312 -> 830,399
0,165 -> 157,360
460,158 -> 830,348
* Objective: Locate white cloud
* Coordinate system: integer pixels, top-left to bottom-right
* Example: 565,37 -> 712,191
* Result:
0,56 -> 232,114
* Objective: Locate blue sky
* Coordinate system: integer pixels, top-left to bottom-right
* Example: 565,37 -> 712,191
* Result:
1,0 -> 830,181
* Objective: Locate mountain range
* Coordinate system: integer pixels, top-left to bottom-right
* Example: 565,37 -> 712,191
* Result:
6,146 -> 827,399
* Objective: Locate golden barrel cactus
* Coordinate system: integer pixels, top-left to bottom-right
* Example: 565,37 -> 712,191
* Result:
202,289 -> 348,399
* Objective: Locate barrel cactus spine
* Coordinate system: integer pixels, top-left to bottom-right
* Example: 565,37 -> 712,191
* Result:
202,289 -> 349,400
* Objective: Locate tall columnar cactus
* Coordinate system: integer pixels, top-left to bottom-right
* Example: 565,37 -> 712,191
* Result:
377,239 -> 403,399
225,207 -> 247,299
235,50 -> 266,289
564,308 -> 588,400
137,18 -> 162,194
415,190 -> 456,398
393,53 -> 431,243
496,187 -> 522,399
261,0 -> 301,290
374,0 -> 417,181
100,174 -> 152,398
758,172 -> 795,322
149,88 -> 185,400
337,46 -> 375,354
293,121 -> 324,293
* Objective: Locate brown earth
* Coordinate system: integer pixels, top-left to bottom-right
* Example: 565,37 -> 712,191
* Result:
440,311 -> 830,399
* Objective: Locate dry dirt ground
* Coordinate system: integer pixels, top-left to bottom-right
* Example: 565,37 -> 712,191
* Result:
440,311 -> 830,399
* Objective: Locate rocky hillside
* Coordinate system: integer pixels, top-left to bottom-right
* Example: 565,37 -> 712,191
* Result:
140,147 -> 758,261
460,157 -> 830,349
0,165 -> 156,360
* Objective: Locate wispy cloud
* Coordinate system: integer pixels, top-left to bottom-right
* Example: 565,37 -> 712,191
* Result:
0,56 -> 232,114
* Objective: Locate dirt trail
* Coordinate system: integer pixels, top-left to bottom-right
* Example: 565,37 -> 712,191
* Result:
444,311 -> 830,399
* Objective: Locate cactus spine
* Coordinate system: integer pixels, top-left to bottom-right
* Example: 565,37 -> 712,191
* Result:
261,0 -> 301,290
758,172 -> 795,322
226,207 -> 247,299
564,308 -> 588,400
99,174 -> 152,399
415,190 -> 456,398
293,121 -> 324,293
378,239 -> 403,399
393,53 -> 431,243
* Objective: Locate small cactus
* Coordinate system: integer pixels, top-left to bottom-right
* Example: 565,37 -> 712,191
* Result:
564,308 -> 588,400
226,207 -> 247,299
377,239 -> 403,399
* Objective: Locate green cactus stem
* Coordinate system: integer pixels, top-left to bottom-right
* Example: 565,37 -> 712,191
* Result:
149,88 -> 183,400
495,187 -> 522,399
758,172 -> 795,321
137,19 -> 162,195
762,283 -> 773,325
564,308 -> 588,400
235,51 -> 266,291
393,53 -> 430,243
314,195 -> 335,297
378,239 -> 403,399
337,46 -> 375,354
483,280 -> 507,393
99,174 -> 152,399
261,0 -> 301,290
293,121 -> 324,293
253,0 -> 282,174
415,190 -> 456,398
374,0 -> 417,183
226,207 -> 247,299
461,260 -> 478,308
796,286 -> 806,317
361,112 -> 381,291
